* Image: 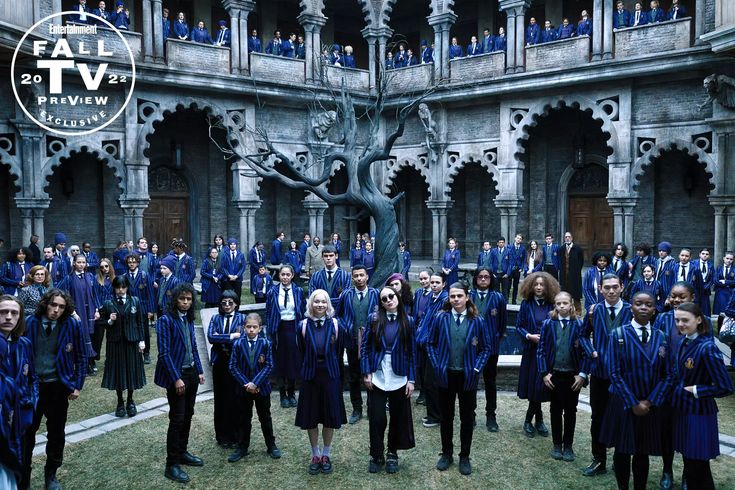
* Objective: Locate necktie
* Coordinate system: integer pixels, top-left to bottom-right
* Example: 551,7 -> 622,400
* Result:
640,327 -> 649,344
20,263 -> 25,275
609,306 -> 616,321
219,30 -> 224,43
683,337 -> 691,346
358,292 -> 363,302
681,266 -> 686,280
727,266 -> 731,277
455,314 -> 462,326
224,314 -> 231,334
480,292 -> 486,302
77,273 -> 83,279
636,11 -> 640,23
117,297 -> 124,306
657,261 -> 664,279
561,319 -> 569,329
614,259 -> 619,271
231,252 -> 235,262
249,339 -> 255,350
44,321 -> 52,336
283,288 -> 290,308
702,263 -> 707,276
423,290 -> 429,296
327,270 -> 333,282
316,320 -> 323,329
388,314 -> 396,322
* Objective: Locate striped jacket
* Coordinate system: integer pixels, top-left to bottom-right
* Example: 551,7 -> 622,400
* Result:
582,266 -> 614,308
125,270 -> 156,315
416,290 -> 448,346
173,253 -> 197,284
581,300 -> 632,379
309,268 -> 351,307
337,287 -> 379,343
536,317 -> 589,377
228,336 -> 273,396
154,314 -> 204,388
155,274 -> 180,313
426,311 -> 493,390
470,289 -> 506,354
206,311 -> 245,365
360,314 -> 417,381
265,283 -> 305,340
606,323 -> 672,410
220,250 -> 246,282
670,335 -> 733,415
297,317 -> 346,380
24,315 -> 86,392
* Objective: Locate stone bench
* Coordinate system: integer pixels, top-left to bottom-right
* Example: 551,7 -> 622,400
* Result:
166,38 -> 229,74
250,52 -> 305,84
324,64 -> 369,92
449,51 -> 505,82
386,63 -> 434,92
614,17 -> 691,58
525,35 -> 590,72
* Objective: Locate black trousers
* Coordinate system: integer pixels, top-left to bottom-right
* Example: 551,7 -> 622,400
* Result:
613,452 -> 649,490
422,350 -> 440,421
237,391 -> 275,451
279,378 -> 296,398
508,268 -> 522,303
165,368 -> 199,466
493,272 -> 509,297
367,385 -> 413,460
590,376 -> 611,463
483,354 -> 499,419
660,403 -> 674,474
438,371 -> 477,458
543,264 -> 559,280
223,280 -> 243,300
683,458 -> 714,490
212,356 -> 239,445
549,372 -> 579,447
92,320 -> 106,361
22,381 -> 70,487
345,343 -> 363,411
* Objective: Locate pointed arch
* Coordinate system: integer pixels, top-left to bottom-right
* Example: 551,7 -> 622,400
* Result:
383,155 -> 433,198
40,140 -> 125,195
631,138 -> 717,193
444,152 -> 499,197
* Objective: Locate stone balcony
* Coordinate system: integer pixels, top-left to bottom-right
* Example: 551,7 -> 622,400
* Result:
324,64 -> 369,92
449,51 -> 505,82
65,24 -> 142,62
386,63 -> 434,93
166,39 -> 229,74
614,17 -> 692,58
250,52 -> 306,84
526,35 -> 590,72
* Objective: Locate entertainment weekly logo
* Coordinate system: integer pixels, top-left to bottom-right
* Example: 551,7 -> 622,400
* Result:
11,12 -> 136,136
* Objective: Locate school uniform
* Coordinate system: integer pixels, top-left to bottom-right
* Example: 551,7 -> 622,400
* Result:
628,278 -> 665,312
576,18 -> 592,36
583,266 -> 614,310
200,259 -> 222,306
67,3 -> 90,24
524,249 -> 543,276
361,313 -> 417,460
541,27 -> 558,43
174,21 -> 190,40
362,252 -> 376,279
466,42 -> 482,56
493,34 -> 507,51
125,269 -> 155,356
542,243 -> 561,278
98,295 -> 146,391
296,42 -> 306,59
309,267 -> 351,308
343,54 -> 356,68
580,299 -> 632,468
162,17 -> 170,38
517,299 -> 553,407
427,310 -> 493,459
266,38 -> 282,55
42,257 -> 63,287
667,5 -> 687,20
229,335 -> 277,453
266,283 -> 306,402
112,249 -> 128,277
248,36 -> 262,53
81,251 -> 99,275
557,23 -> 576,39
663,262 -> 704,307
109,8 -> 129,29
248,247 -> 266,286
338,287 -> 379,414
417,290 -> 447,422
481,35 -> 493,54
412,287 -> 432,398
647,7 -> 665,23
207,311 -> 245,446
448,44 -> 463,59
691,259 -> 714,317
91,278 -> 113,361
22,315 -> 86,486
270,239 -> 284,265
420,46 -> 434,63
214,27 -> 231,47
350,248 -> 364,268
221,249 -> 246,299
613,8 -> 631,28
712,264 -> 735,315
58,272 -> 98,359
397,249 -> 411,278
284,250 -> 303,275
251,273 -> 273,304
600,322 -> 672,490
1,261 -> 29,296
508,244 -> 526,303
172,253 -> 196,285
629,255 -> 655,283
393,51 -> 408,68
154,313 -> 204,467
630,9 -> 649,27
476,249 -> 492,270
672,334 -> 733,490
156,274 -> 180,315
526,23 -> 541,45
442,248 -> 461,289
295,317 -> 348,429
611,256 -> 630,287
471,288 -> 506,423
537,317 -> 589,449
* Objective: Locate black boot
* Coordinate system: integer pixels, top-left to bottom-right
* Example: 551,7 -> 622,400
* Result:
44,467 -> 62,490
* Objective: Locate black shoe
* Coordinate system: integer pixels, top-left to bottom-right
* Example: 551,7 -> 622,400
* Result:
385,453 -> 398,474
289,396 -> 298,408
459,457 -> 472,475
143,354 -> 151,364
126,402 -> 137,417
181,452 -> 203,467
308,456 -> 322,475
523,421 -> 535,437
535,421 -> 549,437
550,445 -> 563,460
368,457 -> 384,473
582,460 -> 607,477
423,418 -> 440,428
349,409 -> 363,425
660,473 -> 673,490
280,396 -> 290,408
320,455 -> 333,474
562,446 -> 576,462
164,464 -> 190,483
268,446 -> 282,459
436,454 -> 453,471
227,448 -> 247,463
87,364 -> 97,376
44,469 -> 62,490
416,394 -> 425,405
486,418 -> 499,432
115,403 -> 126,418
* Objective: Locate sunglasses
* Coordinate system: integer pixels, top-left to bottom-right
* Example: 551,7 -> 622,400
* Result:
380,293 -> 396,303
476,274 -> 491,279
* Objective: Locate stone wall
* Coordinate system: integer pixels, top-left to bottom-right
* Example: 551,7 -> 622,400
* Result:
449,51 -> 505,82
387,63 -> 434,93
166,39 -> 230,74
65,25 -> 142,62
632,78 -> 712,125
446,104 -> 500,138
447,163 -> 501,254
250,53 -> 305,84
526,36 -> 590,72
614,19 -> 691,58
324,65 -> 369,92
255,180 -> 309,247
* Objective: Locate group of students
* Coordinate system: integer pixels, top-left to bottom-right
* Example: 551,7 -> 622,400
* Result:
67,0 -> 130,30
613,0 -> 687,28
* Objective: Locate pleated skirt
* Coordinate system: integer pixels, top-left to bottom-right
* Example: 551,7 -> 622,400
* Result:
295,360 -> 346,430
101,340 -> 147,391
674,412 -> 720,460
599,395 -> 662,455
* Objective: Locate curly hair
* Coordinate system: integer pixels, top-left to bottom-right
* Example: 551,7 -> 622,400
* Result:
35,288 -> 75,324
25,265 -> 50,287
518,272 -> 560,303
166,283 -> 197,321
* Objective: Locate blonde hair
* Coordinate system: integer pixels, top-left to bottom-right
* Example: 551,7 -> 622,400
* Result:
550,291 -> 577,319
345,45 -> 353,54
306,289 -> 335,319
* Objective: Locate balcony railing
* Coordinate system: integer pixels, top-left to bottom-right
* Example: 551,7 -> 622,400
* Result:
324,64 -> 369,92
386,63 -> 434,93
166,39 -> 229,74
65,24 -> 142,62
250,52 -> 306,84
614,17 -> 692,58
449,51 -> 505,82
526,35 -> 590,72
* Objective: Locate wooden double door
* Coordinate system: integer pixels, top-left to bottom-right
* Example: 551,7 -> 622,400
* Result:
568,196 -> 613,254
143,197 -> 188,247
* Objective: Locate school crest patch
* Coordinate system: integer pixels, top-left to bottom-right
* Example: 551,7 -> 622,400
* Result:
471,336 -> 478,347
258,354 -> 266,365
658,346 -> 666,358
65,343 -> 73,353
23,363 -> 29,376
166,290 -> 172,296
490,308 -> 498,317
131,306 -> 137,314
685,358 -> 694,369
138,284 -> 145,290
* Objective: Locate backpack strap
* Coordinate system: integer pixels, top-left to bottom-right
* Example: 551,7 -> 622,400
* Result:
301,319 -> 308,338
332,317 -> 339,339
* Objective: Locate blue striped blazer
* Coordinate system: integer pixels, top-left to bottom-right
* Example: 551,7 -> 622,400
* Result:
0,262 -> 29,295
296,317 -> 346,380
3,336 -> 37,455
583,266 -> 614,307
154,314 -> 204,388
206,311 -> 245,365
581,301 -> 632,379
426,311 -> 493,390
416,290 -> 448,346
155,274 -> 180,312
125,270 -> 155,315
536,318 -> 589,377
265,284 -> 305,340
654,310 -> 713,357
228,336 -> 273,396
670,335 -> 733,415
24,315 -> 86,392
412,288 -> 431,325
220,250 -> 246,281
663,262 -> 704,302
628,278 -> 665,311
309,268 -> 352,307
337,287 -> 379,341
93,278 -> 113,308
606,323 -> 672,410
173,253 -> 197,284
360,314 -> 417,381
470,289 -> 506,354
251,273 -> 273,298
0,342 -> 23,477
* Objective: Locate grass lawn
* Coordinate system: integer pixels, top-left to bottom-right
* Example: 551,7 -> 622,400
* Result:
31,394 -> 735,489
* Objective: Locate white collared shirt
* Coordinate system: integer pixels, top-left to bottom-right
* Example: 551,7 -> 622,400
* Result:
631,319 -> 651,342
278,283 -> 296,321
605,300 -> 622,318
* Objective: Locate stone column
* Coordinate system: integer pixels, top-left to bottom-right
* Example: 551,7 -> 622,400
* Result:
362,26 -> 392,91
602,0 -> 614,59
152,0 -> 164,62
303,197 -> 329,239
367,37 -> 377,89
695,0 -> 706,43
728,207 -> 735,253
229,9 -> 241,74
119,201 -> 147,240
495,199 -> 523,242
236,202 -> 260,249
713,206 -> 726,264
301,14 -> 327,83
428,12 -> 457,82
505,9 -> 517,73
142,0 -> 153,62
426,200 -> 453,262
611,206 -> 624,243
499,1 -> 531,73
514,7 -> 526,72
18,208 -> 33,246
33,208 -> 45,247
623,205 -> 636,251
609,197 -> 638,250
592,0 -> 603,61
232,157 -> 261,248
224,0 -> 256,74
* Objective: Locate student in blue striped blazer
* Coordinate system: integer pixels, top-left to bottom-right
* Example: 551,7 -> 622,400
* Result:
412,270 -> 432,405
124,254 -> 156,364
428,282 -> 494,476
251,265 -> 274,304
22,289 -> 86,490
309,246 -> 351,309
627,264 -> 664,312
155,283 -> 205,484
672,302 -> 733,490
583,252 -> 613,311
471,267 -> 507,432
361,286 -> 417,474
417,272 -> 448,427
156,256 -> 180,316
537,292 -> 588,463
227,313 -> 281,463
295,289 -> 348,475
600,291 -> 673,490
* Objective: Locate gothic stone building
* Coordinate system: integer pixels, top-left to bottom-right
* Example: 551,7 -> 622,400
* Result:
1,0 -> 734,263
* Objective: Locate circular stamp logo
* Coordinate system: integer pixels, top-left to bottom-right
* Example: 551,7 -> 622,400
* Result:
11,11 -> 136,136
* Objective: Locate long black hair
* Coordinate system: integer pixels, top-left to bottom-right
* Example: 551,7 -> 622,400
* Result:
372,286 -> 413,353
166,283 -> 197,321
472,266 -> 496,290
